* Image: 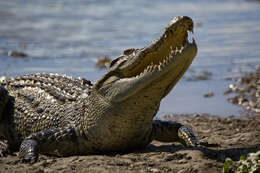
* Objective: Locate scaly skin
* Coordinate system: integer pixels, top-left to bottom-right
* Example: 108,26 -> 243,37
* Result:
0,16 -> 198,163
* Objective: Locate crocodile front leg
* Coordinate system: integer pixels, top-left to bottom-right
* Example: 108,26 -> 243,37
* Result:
19,125 -> 79,163
151,120 -> 198,146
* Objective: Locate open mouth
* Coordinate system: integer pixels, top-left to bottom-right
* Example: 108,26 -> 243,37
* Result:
123,16 -> 196,78
94,16 -> 197,102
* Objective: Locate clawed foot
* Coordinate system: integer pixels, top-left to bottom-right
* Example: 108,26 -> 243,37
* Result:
178,126 -> 220,148
19,139 -> 38,163
178,126 -> 199,147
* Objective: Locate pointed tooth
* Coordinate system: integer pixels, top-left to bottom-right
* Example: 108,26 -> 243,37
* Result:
169,55 -> 172,61
157,65 -> 160,70
162,61 -> 167,68
163,58 -> 167,65
148,66 -> 152,72
148,65 -> 153,72
164,59 -> 168,65
157,65 -> 161,71
158,65 -> 162,71
180,46 -> 184,52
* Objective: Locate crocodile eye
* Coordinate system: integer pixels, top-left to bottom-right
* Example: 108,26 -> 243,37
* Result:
110,54 -> 131,69
123,48 -> 135,55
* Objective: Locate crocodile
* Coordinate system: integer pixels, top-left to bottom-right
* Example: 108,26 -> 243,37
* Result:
0,16 -> 198,163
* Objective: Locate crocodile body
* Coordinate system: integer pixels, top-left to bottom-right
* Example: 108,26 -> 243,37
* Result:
0,16 -> 198,163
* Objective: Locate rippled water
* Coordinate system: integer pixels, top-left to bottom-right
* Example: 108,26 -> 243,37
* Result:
1,0 -> 260,116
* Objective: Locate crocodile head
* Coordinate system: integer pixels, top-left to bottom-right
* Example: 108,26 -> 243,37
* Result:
85,16 -> 198,149
94,16 -> 197,104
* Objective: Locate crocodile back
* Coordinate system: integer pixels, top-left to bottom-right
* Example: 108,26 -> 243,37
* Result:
1,73 -> 92,140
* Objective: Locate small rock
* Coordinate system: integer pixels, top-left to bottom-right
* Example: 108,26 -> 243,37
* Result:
8,51 -> 28,58
186,70 -> 212,81
203,92 -> 214,98
225,66 -> 260,113
0,76 -> 8,83
149,168 -> 160,173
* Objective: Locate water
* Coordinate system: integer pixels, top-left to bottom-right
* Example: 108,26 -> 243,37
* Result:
0,0 -> 260,116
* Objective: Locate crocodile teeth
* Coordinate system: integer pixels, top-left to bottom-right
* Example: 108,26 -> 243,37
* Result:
161,59 -> 167,67
170,50 -> 175,56
139,40 -> 188,76
147,65 -> 153,72
157,64 -> 161,71
180,46 -> 184,52
152,65 -> 157,71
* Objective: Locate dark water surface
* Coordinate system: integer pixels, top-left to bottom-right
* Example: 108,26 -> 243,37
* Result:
1,0 -> 260,116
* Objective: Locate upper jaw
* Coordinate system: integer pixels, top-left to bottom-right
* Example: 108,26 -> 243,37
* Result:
119,16 -> 195,78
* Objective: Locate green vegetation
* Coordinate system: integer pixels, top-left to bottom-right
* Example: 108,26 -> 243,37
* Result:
223,151 -> 260,173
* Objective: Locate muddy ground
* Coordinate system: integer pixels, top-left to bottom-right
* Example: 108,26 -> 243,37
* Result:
0,68 -> 259,173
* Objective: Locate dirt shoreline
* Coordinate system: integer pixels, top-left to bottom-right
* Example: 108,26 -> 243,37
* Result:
0,68 -> 259,173
0,112 -> 259,173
